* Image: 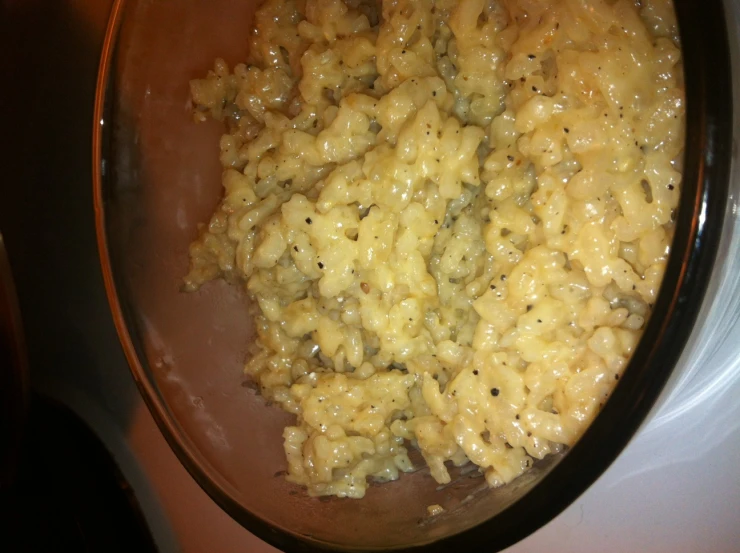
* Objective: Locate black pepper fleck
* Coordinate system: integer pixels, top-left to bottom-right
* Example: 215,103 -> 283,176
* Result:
318,262 -> 324,269
305,217 -> 312,224
490,388 -> 500,397
473,370 -> 479,375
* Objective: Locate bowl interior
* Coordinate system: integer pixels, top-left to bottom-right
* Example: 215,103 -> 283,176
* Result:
97,0 -> 732,551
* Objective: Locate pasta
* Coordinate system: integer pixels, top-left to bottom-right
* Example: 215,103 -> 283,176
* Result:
185,0 -> 684,498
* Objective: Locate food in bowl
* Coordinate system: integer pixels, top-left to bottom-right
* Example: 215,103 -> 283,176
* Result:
183,0 -> 684,499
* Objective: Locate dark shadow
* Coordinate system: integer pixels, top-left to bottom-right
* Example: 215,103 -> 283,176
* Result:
0,394 -> 157,552
0,2 -> 142,427
0,1 -> 164,547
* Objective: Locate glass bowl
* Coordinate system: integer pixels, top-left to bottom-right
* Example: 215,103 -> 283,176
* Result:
93,1 -> 733,551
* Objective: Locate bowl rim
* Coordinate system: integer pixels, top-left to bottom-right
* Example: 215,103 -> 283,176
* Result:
92,1 -> 734,551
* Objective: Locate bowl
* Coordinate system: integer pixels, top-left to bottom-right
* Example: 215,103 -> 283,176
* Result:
93,1 -> 733,551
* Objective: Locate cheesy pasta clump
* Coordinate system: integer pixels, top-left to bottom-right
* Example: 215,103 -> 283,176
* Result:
185,0 -> 683,498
